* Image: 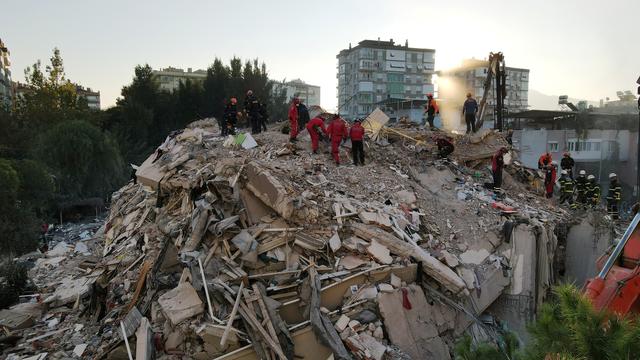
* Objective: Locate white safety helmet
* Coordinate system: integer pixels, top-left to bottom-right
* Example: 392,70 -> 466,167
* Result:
579,170 -> 586,176
609,173 -> 617,179
587,175 -> 595,180
551,161 -> 558,166
561,170 -> 568,175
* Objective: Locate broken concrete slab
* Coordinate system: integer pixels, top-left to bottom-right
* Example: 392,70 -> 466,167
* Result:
157,282 -> 204,326
378,285 -> 450,360
395,190 -> 417,205
0,309 -> 34,330
366,240 -> 393,265
44,276 -> 94,306
340,255 -> 366,270
470,266 -> 510,314
329,232 -> 342,252
352,223 -> 466,295
335,314 -> 350,332
460,248 -> 491,265
239,189 -> 274,226
245,162 -> 294,219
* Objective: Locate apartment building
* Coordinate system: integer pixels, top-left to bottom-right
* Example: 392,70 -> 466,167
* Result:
0,38 -> 12,107
275,79 -> 320,106
76,85 -> 101,110
336,39 -> 435,120
152,67 -> 207,92
441,59 -> 529,126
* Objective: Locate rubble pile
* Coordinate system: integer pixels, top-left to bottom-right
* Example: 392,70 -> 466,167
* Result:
3,120 -> 570,359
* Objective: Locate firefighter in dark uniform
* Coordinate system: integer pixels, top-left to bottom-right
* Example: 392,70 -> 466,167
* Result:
606,172 -> 622,220
259,101 -> 269,132
561,152 -> 575,179
586,175 -> 600,208
558,170 -> 574,206
244,90 -> 261,134
223,97 -> 238,136
572,169 -> 588,209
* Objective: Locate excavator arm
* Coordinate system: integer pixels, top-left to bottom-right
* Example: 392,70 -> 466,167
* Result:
584,214 -> 640,315
476,52 -> 506,130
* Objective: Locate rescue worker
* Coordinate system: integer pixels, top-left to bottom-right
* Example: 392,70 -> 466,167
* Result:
326,114 -> 347,165
259,101 -> 269,132
424,93 -> 439,130
545,161 -> 557,198
349,119 -> 365,165
244,90 -> 261,134
606,173 -> 622,220
558,170 -> 574,206
574,170 -> 588,205
298,101 -> 310,131
434,136 -> 455,158
462,92 -> 478,134
561,152 -> 575,179
586,175 -> 600,208
223,97 -> 238,136
491,147 -> 508,189
538,152 -> 552,170
306,115 -> 327,154
288,98 -> 300,142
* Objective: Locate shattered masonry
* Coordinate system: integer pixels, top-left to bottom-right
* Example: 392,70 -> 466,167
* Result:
4,117 -> 578,360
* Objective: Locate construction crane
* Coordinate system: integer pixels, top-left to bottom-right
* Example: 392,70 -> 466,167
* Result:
476,52 -> 506,131
584,214 -> 640,314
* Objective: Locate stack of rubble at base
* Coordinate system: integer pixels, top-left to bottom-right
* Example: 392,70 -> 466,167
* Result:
2,119 -> 570,360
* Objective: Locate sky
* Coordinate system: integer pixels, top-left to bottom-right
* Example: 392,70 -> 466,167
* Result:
3,0 -> 639,111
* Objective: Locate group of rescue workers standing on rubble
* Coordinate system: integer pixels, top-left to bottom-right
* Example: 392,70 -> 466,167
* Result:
223,90 -> 625,220
535,151 -> 622,219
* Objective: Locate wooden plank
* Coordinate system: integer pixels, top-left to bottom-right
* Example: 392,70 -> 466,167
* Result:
221,282 -> 244,347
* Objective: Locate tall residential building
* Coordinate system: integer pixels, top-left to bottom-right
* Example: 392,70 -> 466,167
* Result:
275,79 -> 321,106
441,59 -> 529,125
152,67 -> 207,92
336,39 -> 435,119
76,85 -> 101,110
0,38 -> 12,107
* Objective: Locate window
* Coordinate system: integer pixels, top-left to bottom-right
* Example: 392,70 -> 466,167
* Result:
548,142 -> 559,152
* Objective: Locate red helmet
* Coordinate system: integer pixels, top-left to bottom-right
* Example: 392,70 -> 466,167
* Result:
427,93 -> 433,98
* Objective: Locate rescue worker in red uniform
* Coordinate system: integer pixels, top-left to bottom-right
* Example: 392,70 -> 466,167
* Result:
326,114 -> 347,165
288,98 -> 300,142
306,116 -> 327,154
349,119 -> 365,165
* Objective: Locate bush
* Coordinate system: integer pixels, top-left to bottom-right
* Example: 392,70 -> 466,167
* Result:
0,260 -> 29,309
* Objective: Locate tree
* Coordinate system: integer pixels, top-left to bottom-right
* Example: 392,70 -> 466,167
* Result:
202,58 -> 230,119
36,120 -> 126,201
0,159 -> 39,255
521,284 -> 640,360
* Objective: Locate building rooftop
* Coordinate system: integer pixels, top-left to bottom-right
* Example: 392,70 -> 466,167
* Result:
440,58 -> 530,74
337,39 -> 435,58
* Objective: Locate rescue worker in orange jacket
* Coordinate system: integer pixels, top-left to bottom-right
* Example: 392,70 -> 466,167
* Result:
288,98 -> 300,142
424,93 -> 439,130
326,114 -> 347,165
538,152 -> 552,170
306,116 -> 327,154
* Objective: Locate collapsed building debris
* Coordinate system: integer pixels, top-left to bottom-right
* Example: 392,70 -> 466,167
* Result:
2,118 -> 575,359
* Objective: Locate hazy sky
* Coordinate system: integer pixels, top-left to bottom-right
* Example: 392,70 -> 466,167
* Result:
3,0 -> 638,111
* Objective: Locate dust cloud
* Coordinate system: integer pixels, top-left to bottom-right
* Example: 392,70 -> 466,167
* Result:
436,75 -> 469,132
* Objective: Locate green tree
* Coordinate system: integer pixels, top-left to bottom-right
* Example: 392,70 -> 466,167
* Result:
36,120 -> 125,201
0,159 -> 39,254
11,159 -> 54,215
521,284 -> 640,360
